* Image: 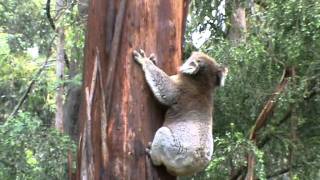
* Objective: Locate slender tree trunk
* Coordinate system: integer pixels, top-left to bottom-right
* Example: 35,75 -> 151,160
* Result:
226,1 -> 247,179
55,0 -> 65,131
76,0 -> 189,179
227,0 -> 246,44
289,78 -> 298,179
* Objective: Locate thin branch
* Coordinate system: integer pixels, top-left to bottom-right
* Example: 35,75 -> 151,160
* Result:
0,2 -> 14,13
7,37 -> 56,120
8,61 -> 48,118
266,168 -> 290,179
46,0 -> 56,30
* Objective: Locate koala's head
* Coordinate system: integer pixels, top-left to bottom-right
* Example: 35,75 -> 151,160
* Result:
179,52 -> 228,87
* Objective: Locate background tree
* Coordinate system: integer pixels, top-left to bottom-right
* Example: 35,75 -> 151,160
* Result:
54,0 -> 66,131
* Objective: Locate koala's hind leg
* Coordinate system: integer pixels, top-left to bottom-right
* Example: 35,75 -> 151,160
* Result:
147,127 -> 177,166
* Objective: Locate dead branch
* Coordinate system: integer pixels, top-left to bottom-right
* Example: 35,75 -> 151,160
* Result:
249,67 -> 295,141
8,37 -> 56,119
256,85 -> 320,149
8,61 -> 53,119
8,62 -> 47,118
245,67 -> 295,180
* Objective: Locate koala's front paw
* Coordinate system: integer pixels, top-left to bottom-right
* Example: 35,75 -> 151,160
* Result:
133,49 -> 147,65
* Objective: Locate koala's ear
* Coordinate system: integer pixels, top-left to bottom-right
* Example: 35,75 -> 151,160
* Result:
179,60 -> 200,75
217,67 -> 228,86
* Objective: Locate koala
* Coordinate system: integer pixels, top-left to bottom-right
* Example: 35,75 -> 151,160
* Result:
133,49 -> 228,176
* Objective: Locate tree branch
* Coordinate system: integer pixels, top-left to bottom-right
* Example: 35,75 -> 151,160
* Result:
8,60 -> 49,118
246,67 -> 295,180
0,2 -> 14,14
249,67 -> 295,141
7,37 -> 56,120
46,0 -> 56,30
257,83 -> 319,149
257,107 -> 292,148
266,168 -> 290,179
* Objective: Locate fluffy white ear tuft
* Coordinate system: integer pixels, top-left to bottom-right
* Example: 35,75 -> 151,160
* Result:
218,67 -> 228,86
179,60 -> 200,75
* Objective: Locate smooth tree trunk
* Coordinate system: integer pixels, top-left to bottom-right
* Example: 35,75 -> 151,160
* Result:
226,1 -> 247,178
76,0 -> 189,179
55,0 -> 65,131
228,0 -> 246,44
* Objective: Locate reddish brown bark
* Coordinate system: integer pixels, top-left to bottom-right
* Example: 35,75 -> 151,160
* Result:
76,0 -> 189,179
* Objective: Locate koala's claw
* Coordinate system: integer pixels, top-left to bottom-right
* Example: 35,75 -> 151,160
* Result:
133,49 -> 148,65
149,54 -> 157,64
133,49 -> 157,65
133,50 -> 141,59
145,147 -> 151,155
138,49 -> 146,57
145,142 -> 152,155
133,50 -> 143,64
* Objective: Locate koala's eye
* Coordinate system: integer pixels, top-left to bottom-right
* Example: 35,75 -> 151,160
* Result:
196,59 -> 201,63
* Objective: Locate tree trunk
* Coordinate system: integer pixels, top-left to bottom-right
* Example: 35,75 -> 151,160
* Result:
76,0 -> 189,179
54,0 -> 65,131
227,0 -> 246,44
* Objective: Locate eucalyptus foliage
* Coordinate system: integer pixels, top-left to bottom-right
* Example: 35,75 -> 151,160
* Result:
0,0 -> 54,53
0,113 -> 76,180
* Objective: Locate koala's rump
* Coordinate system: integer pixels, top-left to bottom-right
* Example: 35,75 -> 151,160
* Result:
164,120 -> 213,175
